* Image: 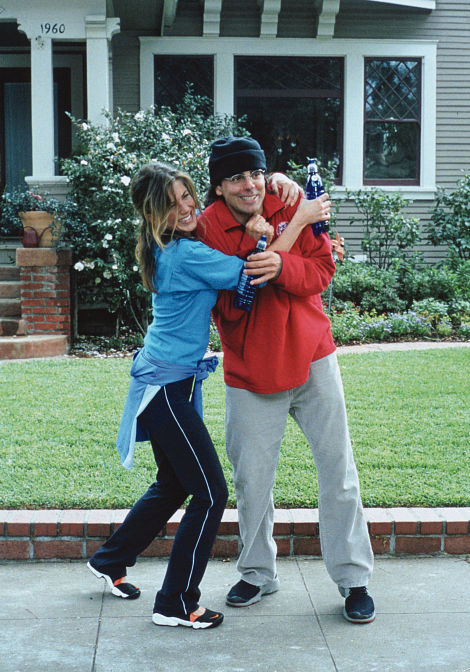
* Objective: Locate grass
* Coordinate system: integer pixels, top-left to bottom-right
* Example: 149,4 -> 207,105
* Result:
1,348 -> 469,509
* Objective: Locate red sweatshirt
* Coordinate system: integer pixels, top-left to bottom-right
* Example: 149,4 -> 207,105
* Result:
198,192 -> 336,394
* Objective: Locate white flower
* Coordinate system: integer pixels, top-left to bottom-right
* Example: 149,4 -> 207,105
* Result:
134,111 -> 145,121
133,265 -> 139,272
183,129 -> 192,136
112,132 -> 120,143
108,179 -> 114,185
103,270 -> 112,279
161,133 -> 171,142
104,233 -> 113,240
121,176 -> 131,186
81,122 -> 89,130
80,159 -> 88,166
106,142 -> 116,151
74,261 -> 85,271
112,264 -> 118,270
102,241 -> 109,248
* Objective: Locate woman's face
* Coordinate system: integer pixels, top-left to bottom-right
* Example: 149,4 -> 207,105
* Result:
167,179 -> 197,234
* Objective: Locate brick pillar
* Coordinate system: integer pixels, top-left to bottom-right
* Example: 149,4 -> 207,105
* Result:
16,248 -> 73,337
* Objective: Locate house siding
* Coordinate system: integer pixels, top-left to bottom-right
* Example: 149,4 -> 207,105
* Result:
110,0 -> 469,261
333,0 -> 470,259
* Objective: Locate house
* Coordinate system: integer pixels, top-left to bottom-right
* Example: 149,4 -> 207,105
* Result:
0,0 -> 469,260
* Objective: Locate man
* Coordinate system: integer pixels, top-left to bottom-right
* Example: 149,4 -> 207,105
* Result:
198,136 -> 375,624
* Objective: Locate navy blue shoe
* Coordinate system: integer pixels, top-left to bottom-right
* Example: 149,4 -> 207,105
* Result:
226,577 -> 280,607
343,586 -> 375,624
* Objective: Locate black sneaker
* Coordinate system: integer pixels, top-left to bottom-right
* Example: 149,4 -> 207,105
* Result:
87,561 -> 141,599
343,586 -> 375,624
152,607 -> 224,629
226,577 -> 280,607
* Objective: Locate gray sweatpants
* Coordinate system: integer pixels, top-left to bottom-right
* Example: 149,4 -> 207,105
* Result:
225,352 -> 374,590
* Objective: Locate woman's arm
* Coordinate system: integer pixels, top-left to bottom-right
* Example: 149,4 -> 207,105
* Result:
243,193 -> 331,283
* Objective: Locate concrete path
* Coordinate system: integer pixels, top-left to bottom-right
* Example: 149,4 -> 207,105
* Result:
2,555 -> 469,672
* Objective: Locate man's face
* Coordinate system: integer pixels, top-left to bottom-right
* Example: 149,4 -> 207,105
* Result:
215,169 -> 266,224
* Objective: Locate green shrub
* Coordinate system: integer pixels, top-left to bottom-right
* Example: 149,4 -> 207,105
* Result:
328,261 -> 406,313
427,173 -> 470,264
347,188 -> 421,269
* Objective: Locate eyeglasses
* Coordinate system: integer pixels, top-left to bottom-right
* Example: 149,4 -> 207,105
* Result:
223,169 -> 266,184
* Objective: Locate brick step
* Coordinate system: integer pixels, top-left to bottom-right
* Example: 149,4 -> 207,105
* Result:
0,281 -> 21,299
0,265 -> 19,281
0,297 -> 21,317
1,508 -> 469,561
0,318 -> 26,336
0,334 -> 68,359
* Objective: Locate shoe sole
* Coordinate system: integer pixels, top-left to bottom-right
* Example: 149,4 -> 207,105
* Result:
226,578 -> 280,607
342,607 -> 376,624
152,612 -> 223,629
87,562 -> 140,599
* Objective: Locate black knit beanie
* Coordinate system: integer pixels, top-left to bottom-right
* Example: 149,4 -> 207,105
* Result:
209,137 -> 267,185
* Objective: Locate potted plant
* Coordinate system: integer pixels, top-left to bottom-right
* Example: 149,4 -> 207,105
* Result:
0,189 -> 74,248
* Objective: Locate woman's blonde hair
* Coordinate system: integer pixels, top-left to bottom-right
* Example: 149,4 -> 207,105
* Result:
132,162 -> 200,291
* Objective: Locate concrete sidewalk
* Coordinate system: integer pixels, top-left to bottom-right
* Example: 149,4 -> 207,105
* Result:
2,556 -> 469,672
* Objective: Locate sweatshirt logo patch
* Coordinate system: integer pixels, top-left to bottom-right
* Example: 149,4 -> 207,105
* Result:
277,221 -> 288,235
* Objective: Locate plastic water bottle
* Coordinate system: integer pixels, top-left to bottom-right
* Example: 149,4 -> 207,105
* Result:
305,158 -> 329,236
233,235 -> 267,311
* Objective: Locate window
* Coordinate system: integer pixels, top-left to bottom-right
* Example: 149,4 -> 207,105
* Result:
364,58 -> 421,185
154,55 -> 214,110
0,68 -> 71,190
235,56 -> 343,177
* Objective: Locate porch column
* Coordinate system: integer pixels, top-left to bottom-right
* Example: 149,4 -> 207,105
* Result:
30,35 -> 55,178
85,16 -> 120,124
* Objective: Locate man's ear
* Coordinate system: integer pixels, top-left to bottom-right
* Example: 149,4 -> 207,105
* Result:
215,185 -> 223,197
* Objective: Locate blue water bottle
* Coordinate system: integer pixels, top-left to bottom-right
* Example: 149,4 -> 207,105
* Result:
305,158 -> 329,236
233,235 -> 267,311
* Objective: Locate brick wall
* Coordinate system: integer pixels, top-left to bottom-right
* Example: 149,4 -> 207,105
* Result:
16,248 -> 72,336
1,508 -> 469,560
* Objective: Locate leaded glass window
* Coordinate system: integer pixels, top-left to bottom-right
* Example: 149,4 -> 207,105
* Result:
364,58 -> 421,184
154,55 -> 214,110
235,56 -> 343,177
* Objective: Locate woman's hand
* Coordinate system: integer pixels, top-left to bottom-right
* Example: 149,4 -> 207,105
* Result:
244,214 -> 274,244
243,251 -> 282,284
267,173 -> 304,207
294,193 -> 331,228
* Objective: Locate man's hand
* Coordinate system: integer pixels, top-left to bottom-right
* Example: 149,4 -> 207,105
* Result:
245,214 -> 274,244
243,251 -> 282,285
267,173 -> 304,208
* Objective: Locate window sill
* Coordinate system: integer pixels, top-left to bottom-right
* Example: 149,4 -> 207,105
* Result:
335,186 -> 436,200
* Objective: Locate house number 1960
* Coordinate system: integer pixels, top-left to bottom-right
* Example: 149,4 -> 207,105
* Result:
40,23 -> 66,34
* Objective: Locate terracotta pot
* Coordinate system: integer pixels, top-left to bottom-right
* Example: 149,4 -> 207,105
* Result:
19,211 -> 61,248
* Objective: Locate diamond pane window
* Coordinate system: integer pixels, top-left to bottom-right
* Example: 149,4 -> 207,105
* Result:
154,56 -> 214,110
364,59 -> 421,184
236,57 -> 343,176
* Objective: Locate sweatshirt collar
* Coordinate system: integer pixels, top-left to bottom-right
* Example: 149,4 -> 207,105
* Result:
210,191 -> 286,232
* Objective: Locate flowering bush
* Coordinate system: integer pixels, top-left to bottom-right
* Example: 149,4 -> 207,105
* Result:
61,92 -> 247,334
329,303 -> 470,345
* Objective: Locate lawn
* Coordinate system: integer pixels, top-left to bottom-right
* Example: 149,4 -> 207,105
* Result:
0,348 -> 469,509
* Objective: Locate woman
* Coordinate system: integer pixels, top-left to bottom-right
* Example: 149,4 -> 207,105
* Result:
87,161 -> 329,630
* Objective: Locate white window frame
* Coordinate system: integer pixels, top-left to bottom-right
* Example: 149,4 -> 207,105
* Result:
140,37 -> 437,199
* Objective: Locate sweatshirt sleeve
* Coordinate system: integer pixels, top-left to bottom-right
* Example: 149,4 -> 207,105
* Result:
172,240 -> 244,291
273,229 -> 335,297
